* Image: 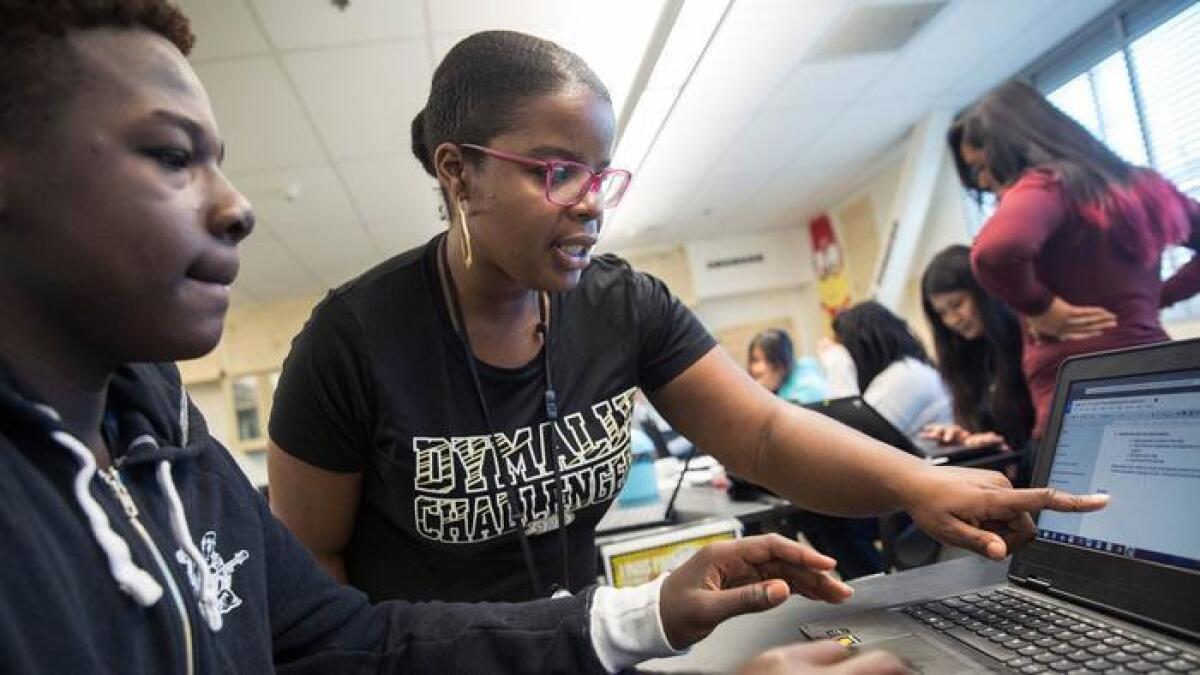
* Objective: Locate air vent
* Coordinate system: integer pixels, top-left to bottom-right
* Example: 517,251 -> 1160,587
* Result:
706,253 -> 764,270
686,229 -> 812,301
807,1 -> 946,60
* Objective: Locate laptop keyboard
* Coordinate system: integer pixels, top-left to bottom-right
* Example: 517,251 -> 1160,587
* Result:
899,588 -> 1200,673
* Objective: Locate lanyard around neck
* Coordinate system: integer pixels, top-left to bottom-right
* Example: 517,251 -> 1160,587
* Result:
437,236 -> 572,597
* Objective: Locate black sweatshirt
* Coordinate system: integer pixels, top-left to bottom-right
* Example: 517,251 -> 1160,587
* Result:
0,362 -> 609,673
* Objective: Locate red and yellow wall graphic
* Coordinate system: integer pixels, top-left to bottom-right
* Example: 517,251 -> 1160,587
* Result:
809,214 -> 852,332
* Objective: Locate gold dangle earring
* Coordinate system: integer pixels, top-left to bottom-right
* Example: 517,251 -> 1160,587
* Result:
456,198 -> 473,269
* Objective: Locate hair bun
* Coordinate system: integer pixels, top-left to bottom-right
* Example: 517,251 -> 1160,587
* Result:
410,109 -> 434,176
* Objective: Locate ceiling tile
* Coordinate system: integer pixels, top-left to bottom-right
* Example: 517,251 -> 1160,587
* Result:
235,230 -> 326,301
946,0 -> 1120,99
250,0 -> 425,50
672,1 -> 843,118
232,165 -> 360,238
615,112 -> 752,222
675,105 -> 840,225
339,155 -> 442,237
285,227 -> 382,288
429,0 -> 660,36
713,105 -> 841,172
195,57 -> 326,173
796,97 -> 935,169
181,0 -> 271,62
869,0 -> 1050,99
284,40 -> 430,160
767,53 -> 893,111
429,3 -> 665,114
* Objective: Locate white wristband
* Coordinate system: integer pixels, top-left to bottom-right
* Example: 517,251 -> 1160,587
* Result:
589,574 -> 688,673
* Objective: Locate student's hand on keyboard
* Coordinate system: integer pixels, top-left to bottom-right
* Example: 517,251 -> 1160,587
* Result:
659,534 -> 854,649
897,466 -> 1110,560
961,431 -> 1008,450
737,642 -> 909,674
919,423 -> 972,445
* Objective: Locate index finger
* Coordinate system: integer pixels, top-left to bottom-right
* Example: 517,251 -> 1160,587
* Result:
996,487 -> 1110,515
723,534 -> 838,571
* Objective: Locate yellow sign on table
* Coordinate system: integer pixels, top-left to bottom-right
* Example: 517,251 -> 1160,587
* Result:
600,519 -> 742,588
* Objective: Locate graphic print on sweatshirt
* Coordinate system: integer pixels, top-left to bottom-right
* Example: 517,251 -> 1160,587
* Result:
176,531 -> 250,614
413,387 -> 637,544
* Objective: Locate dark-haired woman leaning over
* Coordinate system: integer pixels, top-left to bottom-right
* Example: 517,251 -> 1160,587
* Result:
921,245 -> 1033,452
920,245 -> 1036,483
953,81 -> 1200,439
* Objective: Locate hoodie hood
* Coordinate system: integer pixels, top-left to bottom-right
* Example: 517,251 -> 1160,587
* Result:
0,362 -> 206,467
105,363 -> 208,467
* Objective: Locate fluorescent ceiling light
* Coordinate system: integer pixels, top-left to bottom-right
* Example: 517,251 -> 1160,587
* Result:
613,0 -> 731,172
606,0 -> 732,239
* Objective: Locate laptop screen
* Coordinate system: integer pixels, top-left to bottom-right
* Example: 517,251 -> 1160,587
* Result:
1036,367 -> 1200,573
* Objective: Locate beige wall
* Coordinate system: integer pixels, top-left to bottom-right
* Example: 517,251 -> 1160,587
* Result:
179,294 -> 321,461
178,295 -> 321,386
694,287 -> 817,361
188,380 -> 234,450
624,246 -> 696,307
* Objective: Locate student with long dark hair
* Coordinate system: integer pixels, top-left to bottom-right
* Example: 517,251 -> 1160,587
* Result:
829,302 -> 953,446
266,32 -> 1104,608
920,245 -> 1035,451
952,80 -> 1200,438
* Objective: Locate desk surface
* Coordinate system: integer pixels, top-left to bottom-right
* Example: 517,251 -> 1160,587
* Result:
672,485 -> 794,523
641,555 -> 1010,674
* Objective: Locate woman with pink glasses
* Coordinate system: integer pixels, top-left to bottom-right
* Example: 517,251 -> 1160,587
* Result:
266,30 -> 1105,615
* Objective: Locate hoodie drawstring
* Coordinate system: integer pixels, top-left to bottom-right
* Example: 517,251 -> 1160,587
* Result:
156,460 -> 223,632
41,391 -> 221,633
167,389 -> 223,630
50,430 -> 164,607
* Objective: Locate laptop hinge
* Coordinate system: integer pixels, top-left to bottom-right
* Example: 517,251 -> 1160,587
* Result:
1013,574 -> 1052,591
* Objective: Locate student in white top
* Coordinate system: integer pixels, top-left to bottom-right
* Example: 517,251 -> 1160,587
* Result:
826,302 -> 953,448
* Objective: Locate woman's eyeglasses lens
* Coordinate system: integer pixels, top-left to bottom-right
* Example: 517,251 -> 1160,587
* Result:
547,164 -> 629,208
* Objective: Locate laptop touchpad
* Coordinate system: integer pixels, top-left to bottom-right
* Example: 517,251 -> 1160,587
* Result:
858,634 -> 999,674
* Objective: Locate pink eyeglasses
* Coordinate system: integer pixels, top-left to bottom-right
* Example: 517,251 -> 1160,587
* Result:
461,143 -> 632,209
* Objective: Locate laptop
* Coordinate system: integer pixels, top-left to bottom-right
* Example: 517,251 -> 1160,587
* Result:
799,339 -> 1200,673
595,453 -> 693,535
804,396 -> 1004,465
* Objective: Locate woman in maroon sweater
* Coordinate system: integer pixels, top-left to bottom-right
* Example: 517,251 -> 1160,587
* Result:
950,81 -> 1200,438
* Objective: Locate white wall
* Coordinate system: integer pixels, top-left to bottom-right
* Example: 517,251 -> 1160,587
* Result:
824,148 -> 974,353
897,153 -> 976,346
692,284 -> 822,355
1167,320 -> 1200,341
863,157 -> 905,240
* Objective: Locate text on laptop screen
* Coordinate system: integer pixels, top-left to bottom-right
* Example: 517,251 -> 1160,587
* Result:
1037,368 -> 1200,572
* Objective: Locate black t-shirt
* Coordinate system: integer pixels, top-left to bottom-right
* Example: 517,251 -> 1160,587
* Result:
270,234 -> 715,602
